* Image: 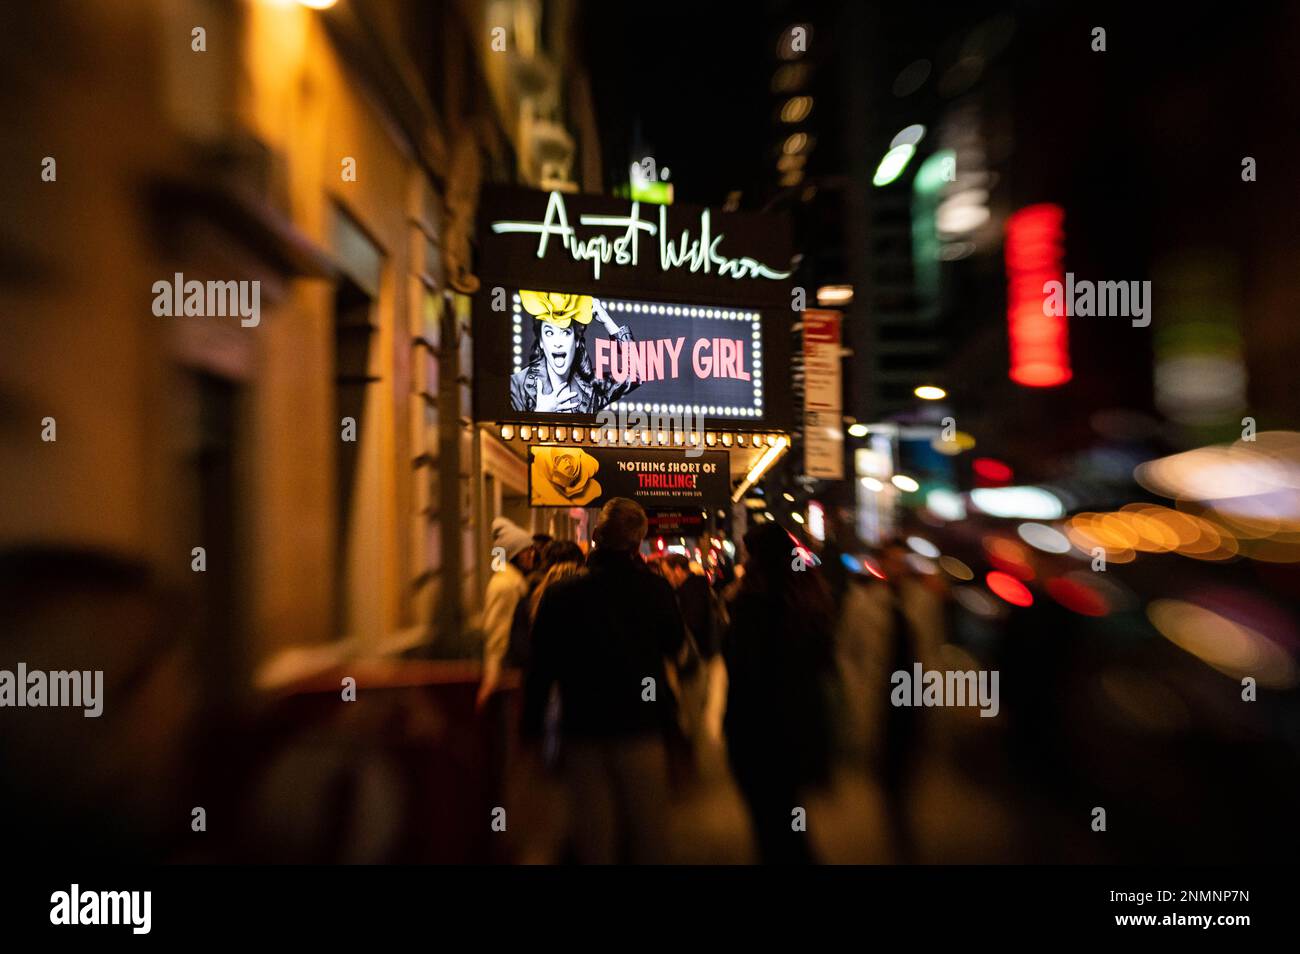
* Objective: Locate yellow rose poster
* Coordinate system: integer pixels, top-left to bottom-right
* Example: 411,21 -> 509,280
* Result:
530,446 -> 603,506
528,445 -> 730,509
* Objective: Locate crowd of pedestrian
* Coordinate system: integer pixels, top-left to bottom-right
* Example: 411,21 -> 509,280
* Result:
476,498 -> 933,864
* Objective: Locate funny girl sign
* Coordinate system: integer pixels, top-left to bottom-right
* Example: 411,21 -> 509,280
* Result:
505,290 -> 763,419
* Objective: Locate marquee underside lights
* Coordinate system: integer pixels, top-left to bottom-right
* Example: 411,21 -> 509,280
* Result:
732,436 -> 791,502
1005,204 -> 1071,388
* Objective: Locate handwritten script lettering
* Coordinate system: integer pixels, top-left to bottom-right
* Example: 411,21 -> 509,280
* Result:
491,191 -> 792,283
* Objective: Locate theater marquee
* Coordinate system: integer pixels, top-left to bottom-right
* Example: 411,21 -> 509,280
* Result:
475,188 -> 795,432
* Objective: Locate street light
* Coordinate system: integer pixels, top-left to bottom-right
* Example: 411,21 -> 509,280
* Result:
817,284 -> 854,306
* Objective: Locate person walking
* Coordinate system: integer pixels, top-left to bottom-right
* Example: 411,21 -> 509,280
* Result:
522,498 -> 687,863
723,522 -> 835,864
477,517 -> 537,712
506,539 -> 585,672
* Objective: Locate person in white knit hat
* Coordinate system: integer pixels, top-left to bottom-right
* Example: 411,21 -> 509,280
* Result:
477,517 -> 538,711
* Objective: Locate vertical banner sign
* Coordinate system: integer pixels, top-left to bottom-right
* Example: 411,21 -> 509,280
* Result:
1004,204 -> 1071,388
802,310 -> 844,479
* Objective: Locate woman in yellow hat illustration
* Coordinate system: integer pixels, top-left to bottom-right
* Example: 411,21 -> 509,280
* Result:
510,290 -> 640,414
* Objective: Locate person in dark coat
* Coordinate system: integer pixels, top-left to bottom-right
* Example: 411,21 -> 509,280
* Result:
506,539 -> 585,671
522,498 -> 686,863
723,522 -> 836,864
659,552 -> 719,660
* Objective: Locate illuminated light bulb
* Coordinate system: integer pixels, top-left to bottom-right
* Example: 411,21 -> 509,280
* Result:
914,385 -> 946,400
500,425 -> 514,441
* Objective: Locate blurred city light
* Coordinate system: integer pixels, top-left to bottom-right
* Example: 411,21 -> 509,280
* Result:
1147,599 -> 1298,687
914,385 -> 947,400
972,457 -> 1013,483
925,488 -> 966,521
873,143 -> 916,186
906,535 -> 940,558
1045,577 -> 1109,616
1004,204 -> 1071,387
984,535 -> 1035,580
953,585 -> 1003,618
807,501 -> 825,540
1017,522 -> 1072,554
970,486 -> 1065,520
986,571 -> 1033,607
931,430 -> 976,455
817,284 -> 854,306
939,555 -> 975,581
780,96 -> 813,122
890,123 -> 926,148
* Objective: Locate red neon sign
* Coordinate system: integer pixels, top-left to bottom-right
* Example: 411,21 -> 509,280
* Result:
1005,204 -> 1071,387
